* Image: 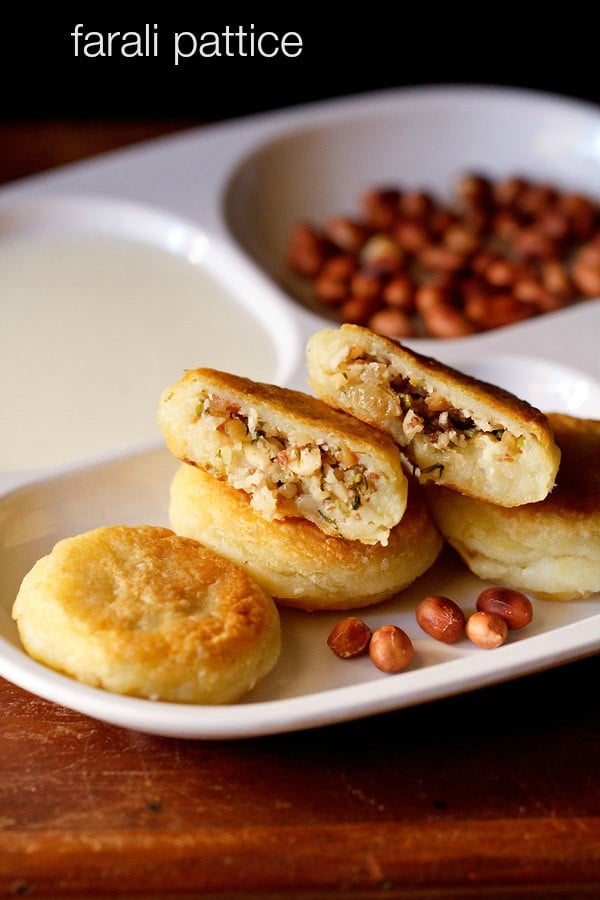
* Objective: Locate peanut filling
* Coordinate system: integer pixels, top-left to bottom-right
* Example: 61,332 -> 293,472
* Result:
331,352 -> 524,480
192,393 -> 383,535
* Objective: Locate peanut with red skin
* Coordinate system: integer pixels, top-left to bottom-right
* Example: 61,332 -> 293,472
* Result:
320,254 -> 358,282
399,190 -> 434,219
382,273 -> 415,312
325,217 -> 370,255
351,271 -> 383,301
361,188 -> 400,229
422,303 -> 476,338
476,587 -> 533,630
419,243 -> 465,273
414,284 -> 452,315
369,625 -> 414,673
368,308 -> 416,339
286,222 -> 328,278
393,217 -> 430,253
416,596 -> 465,644
314,274 -> 348,305
327,617 -> 372,659
339,295 -> 381,326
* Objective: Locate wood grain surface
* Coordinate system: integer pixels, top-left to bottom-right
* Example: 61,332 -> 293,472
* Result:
1,122 -> 599,899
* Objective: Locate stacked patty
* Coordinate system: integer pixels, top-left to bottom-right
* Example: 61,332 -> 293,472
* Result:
159,368 -> 443,610
306,325 -> 597,602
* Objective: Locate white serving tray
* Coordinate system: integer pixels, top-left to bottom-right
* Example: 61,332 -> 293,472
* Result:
1,85 -> 599,738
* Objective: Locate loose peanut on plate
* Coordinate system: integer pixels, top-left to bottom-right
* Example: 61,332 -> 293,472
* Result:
415,596 -> 465,644
286,171 -> 600,340
465,611 -> 508,650
369,625 -> 414,673
476,587 -> 533,630
327,617 -> 372,659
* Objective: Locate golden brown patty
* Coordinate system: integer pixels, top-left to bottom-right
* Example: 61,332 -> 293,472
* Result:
425,414 -> 600,600
306,324 -> 560,506
12,525 -> 281,703
157,367 -> 408,546
169,464 -> 443,611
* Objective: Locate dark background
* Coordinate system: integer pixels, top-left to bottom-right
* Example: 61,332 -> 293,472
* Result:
3,16 -> 600,122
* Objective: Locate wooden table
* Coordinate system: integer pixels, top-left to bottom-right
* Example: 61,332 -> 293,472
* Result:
1,122 -> 600,899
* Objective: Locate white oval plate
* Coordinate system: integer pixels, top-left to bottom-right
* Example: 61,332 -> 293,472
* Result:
1,85 -> 600,737
1,431 -> 599,740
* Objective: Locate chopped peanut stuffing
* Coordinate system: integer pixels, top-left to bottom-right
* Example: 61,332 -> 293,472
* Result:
192,393 -> 383,538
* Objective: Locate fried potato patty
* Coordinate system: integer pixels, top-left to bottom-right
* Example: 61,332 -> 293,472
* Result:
157,367 -> 408,546
425,414 -> 600,601
306,324 -> 560,506
169,464 -> 443,611
12,525 -> 281,703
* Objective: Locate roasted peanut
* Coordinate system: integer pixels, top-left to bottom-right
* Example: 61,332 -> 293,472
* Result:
442,223 -> 480,256
493,176 -> 527,207
325,217 -> 370,255
360,233 -> 404,274
351,271 -> 383,301
512,276 -> 547,305
327,617 -> 372,659
414,284 -> 452,315
514,226 -> 557,260
465,294 -> 533,329
287,171 -> 600,338
339,295 -> 381,326
536,209 -> 570,242
557,194 -> 598,241
492,209 -> 523,242
571,259 -> 600,297
428,208 -> 459,237
419,243 -> 465,273
369,625 -> 414,673
571,243 -> 600,296
320,254 -> 358,282
368,308 -> 416,339
399,190 -> 433,219
483,259 -> 521,288
361,188 -> 400,229
465,611 -> 508,649
313,274 -> 348,305
393,217 -> 430,253
455,172 -> 493,207
382,273 -> 415,312
286,222 -> 328,277
516,183 -> 557,216
416,596 -> 465,644
422,302 -> 476,337
539,259 -> 574,300
476,587 -> 533,630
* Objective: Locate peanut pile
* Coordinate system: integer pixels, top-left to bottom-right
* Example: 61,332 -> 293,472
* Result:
286,173 -> 600,338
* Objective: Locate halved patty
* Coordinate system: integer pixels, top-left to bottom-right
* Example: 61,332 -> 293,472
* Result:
157,368 -> 408,546
307,324 -> 560,506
